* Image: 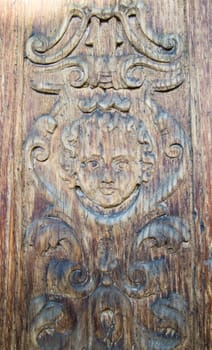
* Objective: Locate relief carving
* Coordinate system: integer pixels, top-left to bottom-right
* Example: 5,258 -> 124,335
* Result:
24,2 -> 190,349
138,293 -> 188,350
26,1 -> 184,91
60,111 -> 155,215
25,213 -> 189,349
29,295 -> 76,350
25,96 -> 189,221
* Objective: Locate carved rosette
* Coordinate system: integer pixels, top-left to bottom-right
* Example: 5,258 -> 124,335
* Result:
24,2 -> 190,349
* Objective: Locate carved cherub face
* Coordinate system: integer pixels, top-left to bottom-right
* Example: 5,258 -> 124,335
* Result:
61,112 -> 155,210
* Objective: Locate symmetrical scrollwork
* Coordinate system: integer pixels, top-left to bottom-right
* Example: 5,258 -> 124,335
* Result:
24,1 -> 190,349
25,98 -> 189,221
26,1 -> 184,92
25,214 -> 189,349
26,2 -> 182,65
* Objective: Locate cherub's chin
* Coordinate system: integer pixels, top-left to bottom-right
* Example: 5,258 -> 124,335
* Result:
74,186 -> 140,218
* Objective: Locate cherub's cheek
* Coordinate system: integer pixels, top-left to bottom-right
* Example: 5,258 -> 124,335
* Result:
116,171 -> 131,180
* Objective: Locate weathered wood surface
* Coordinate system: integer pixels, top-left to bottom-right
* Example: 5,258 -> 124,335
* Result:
187,0 -> 212,348
0,1 -> 211,349
0,2 -> 24,349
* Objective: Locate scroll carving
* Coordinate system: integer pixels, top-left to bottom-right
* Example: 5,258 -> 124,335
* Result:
29,295 -> 76,350
26,1 -> 184,92
25,213 -> 190,349
25,99 -> 189,220
24,2 -> 190,349
138,293 -> 188,350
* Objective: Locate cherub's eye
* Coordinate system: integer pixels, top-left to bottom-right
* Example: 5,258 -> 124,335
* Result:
81,159 -> 100,170
112,159 -> 129,171
89,160 -> 99,168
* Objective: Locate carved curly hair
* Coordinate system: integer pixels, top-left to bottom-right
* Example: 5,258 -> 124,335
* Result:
60,111 -> 156,185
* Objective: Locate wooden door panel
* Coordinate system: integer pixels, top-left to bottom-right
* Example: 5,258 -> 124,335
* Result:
23,2 -> 192,349
0,1 -> 211,349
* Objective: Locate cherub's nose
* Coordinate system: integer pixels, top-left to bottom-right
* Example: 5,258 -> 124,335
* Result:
102,165 -> 114,183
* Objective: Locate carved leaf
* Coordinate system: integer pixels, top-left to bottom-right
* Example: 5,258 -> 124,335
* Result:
138,293 -> 188,350
25,217 -> 97,299
116,216 -> 189,299
134,216 -> 190,253
23,2 -> 191,349
29,295 -> 76,350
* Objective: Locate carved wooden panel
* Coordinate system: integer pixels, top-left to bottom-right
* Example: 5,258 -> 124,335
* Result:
0,0 -> 211,349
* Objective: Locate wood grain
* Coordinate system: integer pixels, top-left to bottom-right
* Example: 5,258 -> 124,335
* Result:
0,1 -> 211,349
0,2 -> 25,349
187,0 -> 212,348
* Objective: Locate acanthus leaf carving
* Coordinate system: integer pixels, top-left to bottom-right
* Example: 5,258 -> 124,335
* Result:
25,213 -> 190,349
47,258 -> 98,299
137,293 -> 188,350
78,93 -> 131,113
116,216 -> 189,299
116,257 -> 168,299
29,295 -> 77,350
25,217 -> 97,300
24,2 -> 191,349
133,216 -> 190,253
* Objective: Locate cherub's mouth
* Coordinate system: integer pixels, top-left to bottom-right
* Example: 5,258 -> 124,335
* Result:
99,185 -> 117,195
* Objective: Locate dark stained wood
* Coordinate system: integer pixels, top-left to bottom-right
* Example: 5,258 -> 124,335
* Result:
187,0 -> 212,348
0,1 -> 211,349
